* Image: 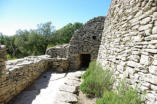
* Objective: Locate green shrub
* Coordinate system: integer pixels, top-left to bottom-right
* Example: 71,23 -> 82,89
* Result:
7,54 -> 16,60
96,80 -> 144,104
80,61 -> 114,97
81,61 -> 97,79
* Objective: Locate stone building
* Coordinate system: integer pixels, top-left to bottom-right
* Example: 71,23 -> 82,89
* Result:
46,16 -> 105,70
68,16 -> 105,69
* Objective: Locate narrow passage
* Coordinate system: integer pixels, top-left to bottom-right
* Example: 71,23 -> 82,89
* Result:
9,70 -> 84,104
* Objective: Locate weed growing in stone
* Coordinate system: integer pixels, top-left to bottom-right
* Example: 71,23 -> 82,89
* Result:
96,80 -> 145,104
80,61 -> 114,97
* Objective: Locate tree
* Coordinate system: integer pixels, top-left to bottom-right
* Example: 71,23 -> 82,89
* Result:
0,21 -> 83,59
37,22 -> 55,50
50,22 -> 83,45
37,22 -> 55,36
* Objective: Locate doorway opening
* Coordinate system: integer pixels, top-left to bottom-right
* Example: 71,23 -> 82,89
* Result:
80,54 -> 91,68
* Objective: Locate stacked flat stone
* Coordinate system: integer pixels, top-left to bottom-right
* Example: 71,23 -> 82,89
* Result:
0,45 -> 7,74
0,54 -> 69,103
69,16 -> 105,69
46,16 -> 105,70
46,44 -> 69,58
0,45 -> 8,104
97,0 -> 157,103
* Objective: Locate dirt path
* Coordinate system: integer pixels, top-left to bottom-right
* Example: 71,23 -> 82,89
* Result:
77,79 -> 97,104
9,70 -> 84,104
77,90 -> 97,104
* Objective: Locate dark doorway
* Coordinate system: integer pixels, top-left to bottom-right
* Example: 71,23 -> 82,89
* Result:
80,54 -> 91,68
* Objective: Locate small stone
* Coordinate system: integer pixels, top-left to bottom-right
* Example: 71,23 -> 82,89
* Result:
140,55 -> 150,65
56,67 -> 64,73
55,92 -> 78,103
149,65 -> 157,75
144,49 -> 157,53
152,59 -> 157,65
140,17 -> 151,25
64,80 -> 80,87
127,61 -> 142,68
145,34 -> 157,40
139,24 -> 152,31
145,29 -> 152,36
152,12 -> 157,20
143,74 -> 157,85
152,26 -> 157,34
59,84 -> 78,94
155,21 -> 157,26
53,101 -> 70,104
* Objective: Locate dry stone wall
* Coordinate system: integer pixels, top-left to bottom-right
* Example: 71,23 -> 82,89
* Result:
97,0 -> 157,103
46,17 -> 105,70
69,16 -> 105,69
0,45 -> 7,75
46,44 -> 69,58
0,55 -> 51,104
0,47 -> 69,103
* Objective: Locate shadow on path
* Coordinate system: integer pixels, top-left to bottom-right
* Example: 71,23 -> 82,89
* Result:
8,69 -> 85,104
8,70 -> 53,104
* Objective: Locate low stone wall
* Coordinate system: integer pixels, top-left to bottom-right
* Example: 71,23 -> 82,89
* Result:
0,45 -> 7,74
50,58 -> 69,73
0,47 -> 69,103
46,44 -> 69,58
0,55 -> 51,103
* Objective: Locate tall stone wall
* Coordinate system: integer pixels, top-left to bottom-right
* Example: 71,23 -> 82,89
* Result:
97,0 -> 157,103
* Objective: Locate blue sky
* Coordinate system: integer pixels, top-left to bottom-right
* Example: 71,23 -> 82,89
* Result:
0,0 -> 111,35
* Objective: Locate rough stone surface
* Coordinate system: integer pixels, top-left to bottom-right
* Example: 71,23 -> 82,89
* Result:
55,92 -> 78,103
46,44 -> 69,58
69,16 -> 105,69
2,0 -> 157,103
0,55 -> 52,104
8,71 -> 84,104
59,84 -> 77,93
0,48 -> 69,103
46,17 -> 105,70
0,45 -> 7,74
97,0 -> 157,103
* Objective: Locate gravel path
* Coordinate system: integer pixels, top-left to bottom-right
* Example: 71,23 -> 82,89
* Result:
9,70 -> 84,104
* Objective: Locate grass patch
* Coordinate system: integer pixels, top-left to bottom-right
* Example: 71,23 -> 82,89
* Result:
7,54 -> 16,60
96,80 -> 145,104
80,61 -> 114,97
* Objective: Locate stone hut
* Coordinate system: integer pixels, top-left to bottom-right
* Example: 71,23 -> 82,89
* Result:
68,16 -> 105,69
46,16 -> 105,70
